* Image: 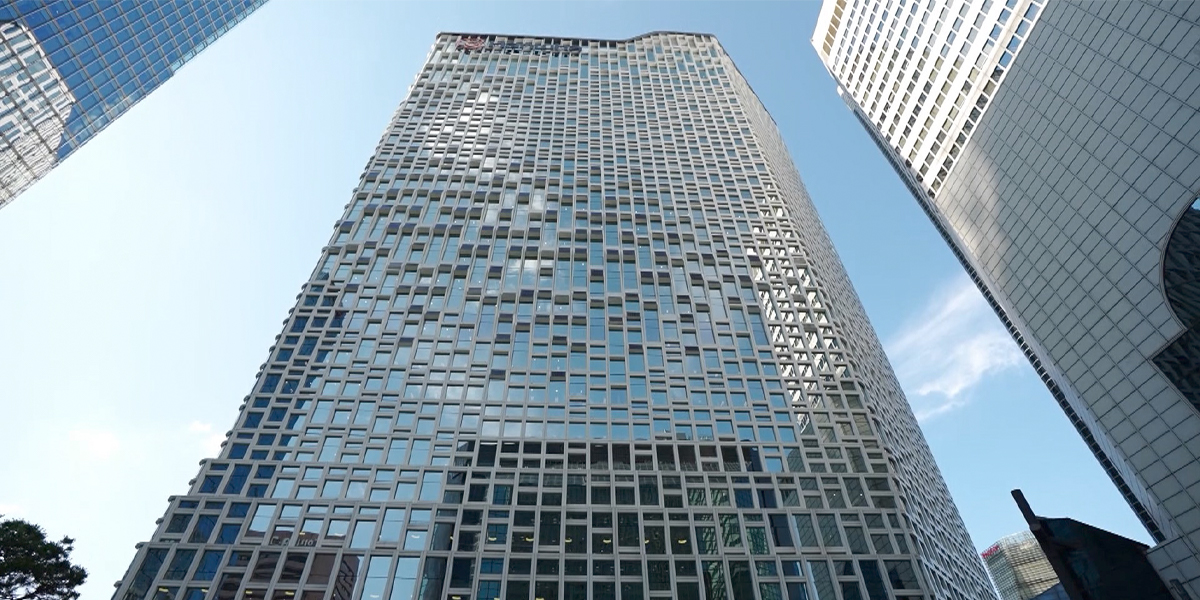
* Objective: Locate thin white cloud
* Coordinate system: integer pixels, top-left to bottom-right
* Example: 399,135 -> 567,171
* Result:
0,503 -> 24,517
67,428 -> 121,461
886,275 -> 1024,421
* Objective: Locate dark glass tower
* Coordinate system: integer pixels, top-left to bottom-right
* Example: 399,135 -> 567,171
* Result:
0,0 -> 266,206
111,31 -> 994,600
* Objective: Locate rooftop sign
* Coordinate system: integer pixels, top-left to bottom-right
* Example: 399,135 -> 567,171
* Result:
456,36 -> 583,55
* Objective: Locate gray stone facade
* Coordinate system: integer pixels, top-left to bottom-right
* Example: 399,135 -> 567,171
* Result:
109,31 -> 994,600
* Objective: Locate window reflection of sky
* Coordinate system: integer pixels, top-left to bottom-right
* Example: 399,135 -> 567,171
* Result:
0,0 -> 265,163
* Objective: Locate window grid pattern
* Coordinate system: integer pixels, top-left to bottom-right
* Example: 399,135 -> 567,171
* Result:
813,0 -> 1044,194
112,31 -> 987,600
0,0 -> 267,207
0,20 -> 74,202
812,0 -> 1176,555
816,0 -> 1200,593
929,0 -> 1200,589
980,532 -> 1058,600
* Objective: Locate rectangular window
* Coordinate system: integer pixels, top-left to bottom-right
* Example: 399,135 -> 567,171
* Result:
720,515 -> 741,547
244,505 -> 275,539
163,549 -> 196,580
390,557 -> 420,600
192,551 -> 223,582
816,514 -> 841,547
769,515 -> 793,547
702,561 -> 726,600
250,552 -> 279,582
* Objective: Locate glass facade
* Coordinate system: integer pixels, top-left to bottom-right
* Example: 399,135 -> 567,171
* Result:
110,31 -> 992,600
0,0 -> 266,206
981,531 -> 1058,600
813,0 -> 1044,195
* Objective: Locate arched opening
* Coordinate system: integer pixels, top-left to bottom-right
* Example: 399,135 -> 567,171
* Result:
1153,197 -> 1200,412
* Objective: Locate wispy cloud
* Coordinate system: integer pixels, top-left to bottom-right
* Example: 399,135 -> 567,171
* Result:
886,275 -> 1024,421
67,428 -> 121,461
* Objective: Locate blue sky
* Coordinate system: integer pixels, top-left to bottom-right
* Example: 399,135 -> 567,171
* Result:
0,2 -> 1147,597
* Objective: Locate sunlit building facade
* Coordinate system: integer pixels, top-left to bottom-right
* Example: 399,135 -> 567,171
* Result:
111,31 -> 994,600
814,0 -> 1200,594
0,0 -> 266,207
981,532 -> 1058,600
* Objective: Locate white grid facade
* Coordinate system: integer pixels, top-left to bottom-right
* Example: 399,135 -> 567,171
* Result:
815,0 -> 1200,595
110,31 -> 993,600
814,0 -> 1044,195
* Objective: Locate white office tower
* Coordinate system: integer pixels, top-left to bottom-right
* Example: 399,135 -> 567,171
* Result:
111,31 -> 994,600
814,0 -> 1200,594
981,532 -> 1058,600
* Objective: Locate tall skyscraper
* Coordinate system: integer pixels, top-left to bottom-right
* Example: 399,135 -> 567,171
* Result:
111,31 -> 994,600
981,531 -> 1058,600
813,0 -> 1200,593
0,0 -> 266,207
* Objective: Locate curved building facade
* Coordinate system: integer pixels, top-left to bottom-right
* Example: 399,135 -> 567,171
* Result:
814,0 -> 1200,594
110,31 -> 994,600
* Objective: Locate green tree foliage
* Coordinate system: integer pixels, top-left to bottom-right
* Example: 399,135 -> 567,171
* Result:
0,517 -> 87,600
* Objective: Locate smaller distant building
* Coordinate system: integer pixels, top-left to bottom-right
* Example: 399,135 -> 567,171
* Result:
982,531 -> 1060,600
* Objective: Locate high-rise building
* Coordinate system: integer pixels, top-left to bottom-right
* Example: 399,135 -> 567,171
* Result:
0,0 -> 266,207
111,31 -> 995,600
981,531 -> 1058,600
813,0 -> 1200,593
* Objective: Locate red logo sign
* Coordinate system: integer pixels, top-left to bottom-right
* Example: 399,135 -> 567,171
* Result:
456,37 -> 486,52
454,36 -> 582,55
